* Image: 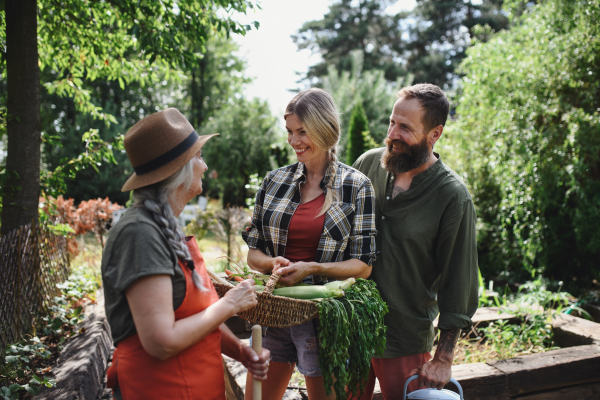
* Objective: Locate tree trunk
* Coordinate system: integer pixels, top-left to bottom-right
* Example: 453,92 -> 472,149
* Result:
2,0 -> 41,234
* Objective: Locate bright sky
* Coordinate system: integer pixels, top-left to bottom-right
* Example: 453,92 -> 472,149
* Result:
234,0 -> 417,117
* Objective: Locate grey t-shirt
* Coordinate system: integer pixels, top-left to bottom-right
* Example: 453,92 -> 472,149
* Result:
101,207 -> 186,345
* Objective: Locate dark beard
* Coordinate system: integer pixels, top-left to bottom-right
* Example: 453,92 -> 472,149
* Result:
380,137 -> 430,174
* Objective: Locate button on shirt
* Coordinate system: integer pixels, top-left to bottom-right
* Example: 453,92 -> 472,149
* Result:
242,161 -> 377,284
353,148 -> 479,358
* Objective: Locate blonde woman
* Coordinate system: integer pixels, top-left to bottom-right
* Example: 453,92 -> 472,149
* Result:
102,108 -> 270,400
242,89 -> 377,399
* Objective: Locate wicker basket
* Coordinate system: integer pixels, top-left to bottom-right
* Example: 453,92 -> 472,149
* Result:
211,272 -> 318,328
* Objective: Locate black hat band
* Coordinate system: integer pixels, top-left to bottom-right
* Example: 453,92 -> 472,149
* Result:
133,130 -> 199,175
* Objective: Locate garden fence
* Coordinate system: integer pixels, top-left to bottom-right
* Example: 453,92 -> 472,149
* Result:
0,222 -> 70,359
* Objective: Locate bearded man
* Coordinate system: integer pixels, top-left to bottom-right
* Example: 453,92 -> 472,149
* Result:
352,84 -> 479,399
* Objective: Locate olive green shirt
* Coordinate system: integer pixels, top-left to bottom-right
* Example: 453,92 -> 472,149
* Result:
353,148 -> 479,358
101,207 -> 186,345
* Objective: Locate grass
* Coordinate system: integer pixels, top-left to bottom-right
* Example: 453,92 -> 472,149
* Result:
197,230 -> 249,272
447,315 -> 557,364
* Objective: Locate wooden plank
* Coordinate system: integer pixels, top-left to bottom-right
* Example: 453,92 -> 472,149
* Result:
514,380 -> 600,400
452,363 -> 509,400
223,358 -> 245,400
489,344 -> 600,397
472,307 -> 516,325
551,313 -> 600,347
372,364 -> 509,400
434,307 -> 517,334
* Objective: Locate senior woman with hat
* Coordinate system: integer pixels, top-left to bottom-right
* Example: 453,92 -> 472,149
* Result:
102,108 -> 269,400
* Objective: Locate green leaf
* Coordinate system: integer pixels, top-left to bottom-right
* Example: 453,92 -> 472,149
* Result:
25,384 -> 39,395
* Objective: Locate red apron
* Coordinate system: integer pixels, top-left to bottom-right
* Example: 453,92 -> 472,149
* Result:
106,237 -> 225,400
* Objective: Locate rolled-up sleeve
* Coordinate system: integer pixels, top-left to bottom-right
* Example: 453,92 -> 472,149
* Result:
242,175 -> 269,253
436,198 -> 479,331
349,180 -> 377,266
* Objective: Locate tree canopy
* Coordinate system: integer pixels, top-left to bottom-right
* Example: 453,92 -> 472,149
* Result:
0,0 -> 258,232
448,0 -> 600,290
320,50 -> 408,147
41,35 -> 248,205
200,97 -> 287,207
346,101 -> 375,166
294,0 -> 508,89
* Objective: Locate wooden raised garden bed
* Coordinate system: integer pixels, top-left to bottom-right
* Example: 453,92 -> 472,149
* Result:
222,308 -> 600,400
450,308 -> 600,400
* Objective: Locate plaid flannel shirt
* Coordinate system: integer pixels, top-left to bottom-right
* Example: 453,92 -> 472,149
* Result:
242,161 -> 377,283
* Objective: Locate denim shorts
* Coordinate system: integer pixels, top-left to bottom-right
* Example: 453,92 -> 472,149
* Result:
253,320 -> 321,377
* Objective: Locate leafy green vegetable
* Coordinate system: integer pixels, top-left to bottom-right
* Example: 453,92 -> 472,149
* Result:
316,278 -> 388,398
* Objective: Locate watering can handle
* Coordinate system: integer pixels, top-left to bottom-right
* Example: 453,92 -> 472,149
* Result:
403,375 -> 464,400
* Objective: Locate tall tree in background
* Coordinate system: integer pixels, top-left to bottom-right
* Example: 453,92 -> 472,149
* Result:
200,97 -> 285,207
321,51 -> 409,145
189,37 -> 249,128
406,0 -> 508,87
3,0 -> 40,233
295,0 -> 508,89
41,75 -> 186,205
0,0 -> 257,234
293,0 -> 408,83
41,36 -> 248,205
346,102 -> 375,165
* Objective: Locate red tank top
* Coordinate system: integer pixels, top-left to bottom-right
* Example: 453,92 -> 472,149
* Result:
284,193 -> 325,262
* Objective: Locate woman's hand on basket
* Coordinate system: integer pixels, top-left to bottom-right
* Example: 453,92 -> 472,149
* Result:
274,261 -> 316,286
239,346 -> 271,381
270,256 -> 290,272
222,279 -> 258,314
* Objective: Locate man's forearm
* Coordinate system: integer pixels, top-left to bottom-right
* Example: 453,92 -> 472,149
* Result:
433,328 -> 460,363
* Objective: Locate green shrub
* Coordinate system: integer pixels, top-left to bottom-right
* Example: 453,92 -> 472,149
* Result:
449,0 -> 600,290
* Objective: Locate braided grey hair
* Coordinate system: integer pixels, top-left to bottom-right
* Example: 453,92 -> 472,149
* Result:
133,159 -> 207,291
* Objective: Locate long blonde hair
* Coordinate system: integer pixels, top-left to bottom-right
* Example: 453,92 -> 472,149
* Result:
285,88 -> 340,216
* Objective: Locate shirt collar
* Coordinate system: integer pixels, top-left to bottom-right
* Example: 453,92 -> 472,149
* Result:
292,161 -> 337,190
411,152 -> 443,186
293,162 -> 306,182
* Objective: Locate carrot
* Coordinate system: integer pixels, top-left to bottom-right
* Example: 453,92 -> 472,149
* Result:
224,269 -> 245,282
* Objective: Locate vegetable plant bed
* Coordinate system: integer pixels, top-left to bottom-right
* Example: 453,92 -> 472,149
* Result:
222,308 -> 600,400
437,308 -> 600,400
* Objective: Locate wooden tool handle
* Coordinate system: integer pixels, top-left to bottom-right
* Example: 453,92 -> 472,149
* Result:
251,325 -> 262,400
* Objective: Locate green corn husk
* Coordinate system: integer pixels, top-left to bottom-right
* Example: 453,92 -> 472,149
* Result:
272,286 -> 344,299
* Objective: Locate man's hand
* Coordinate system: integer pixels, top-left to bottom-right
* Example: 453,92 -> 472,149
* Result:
408,358 -> 452,390
408,328 -> 460,390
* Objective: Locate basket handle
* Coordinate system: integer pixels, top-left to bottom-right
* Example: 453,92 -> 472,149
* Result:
263,271 -> 282,295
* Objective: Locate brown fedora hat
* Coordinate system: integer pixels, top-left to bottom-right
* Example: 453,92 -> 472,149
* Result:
121,108 -> 218,192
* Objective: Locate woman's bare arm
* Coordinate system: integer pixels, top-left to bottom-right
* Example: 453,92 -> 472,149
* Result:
126,275 -> 257,360
275,258 -> 371,286
247,248 -> 290,274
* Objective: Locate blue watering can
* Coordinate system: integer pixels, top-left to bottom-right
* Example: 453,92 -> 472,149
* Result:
403,375 -> 464,399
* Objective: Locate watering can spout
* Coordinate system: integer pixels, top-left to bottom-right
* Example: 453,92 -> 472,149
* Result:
403,376 -> 464,399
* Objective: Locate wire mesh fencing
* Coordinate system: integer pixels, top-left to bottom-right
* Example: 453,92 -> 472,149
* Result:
0,222 -> 70,358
